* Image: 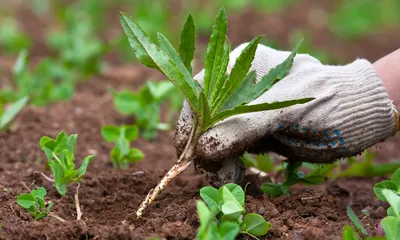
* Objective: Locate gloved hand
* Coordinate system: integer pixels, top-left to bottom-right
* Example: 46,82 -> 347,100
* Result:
174,43 -> 398,186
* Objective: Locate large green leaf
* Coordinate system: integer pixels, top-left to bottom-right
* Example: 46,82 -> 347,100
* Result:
391,168 -> 400,188
204,8 -> 228,98
221,40 -> 302,111
0,96 -> 29,130
208,98 -> 314,129
178,14 -> 196,74
199,92 -> 211,130
221,200 -> 243,221
209,41 -> 230,106
119,13 -> 199,115
212,35 -> 262,114
157,33 -> 194,91
242,213 -> 271,236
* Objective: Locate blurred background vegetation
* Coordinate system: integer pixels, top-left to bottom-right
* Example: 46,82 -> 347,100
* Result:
0,0 -> 399,134
0,0 -> 399,65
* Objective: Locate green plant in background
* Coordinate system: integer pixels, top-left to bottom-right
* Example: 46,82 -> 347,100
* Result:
17,187 -> 52,220
241,152 -> 274,173
0,17 -> 32,55
46,0 -> 107,77
374,168 -> 400,202
261,161 -> 325,197
0,96 -> 28,131
330,0 -> 400,40
198,183 -> 271,239
289,30 -> 333,64
112,80 -> 182,140
101,124 -> 144,168
120,7 -> 313,217
40,131 -> 94,196
0,50 -> 77,107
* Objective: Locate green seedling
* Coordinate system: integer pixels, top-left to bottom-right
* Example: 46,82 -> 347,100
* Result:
17,187 -> 52,220
373,167 -> 400,202
46,0 -> 107,77
111,80 -> 182,140
330,0 -> 400,40
0,96 -> 29,131
240,152 -> 274,173
0,50 -> 76,107
101,124 -> 144,168
199,183 -> 271,239
379,189 -> 400,240
0,17 -> 32,55
196,201 -> 240,240
261,161 -> 325,197
120,7 -> 314,217
40,131 -> 94,196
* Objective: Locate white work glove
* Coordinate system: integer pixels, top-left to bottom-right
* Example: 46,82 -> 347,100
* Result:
174,43 -> 398,186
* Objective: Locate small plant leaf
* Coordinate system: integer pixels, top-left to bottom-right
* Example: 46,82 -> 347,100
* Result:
343,225 -> 360,240
391,168 -> 400,188
221,70 -> 256,111
75,155 -> 94,182
178,14 -> 196,74
101,125 -> 120,142
199,92 -> 211,129
0,96 -> 29,130
124,125 -> 139,141
374,180 -> 398,201
382,189 -> 400,218
66,134 -> 77,153
200,186 -> 220,211
119,13 -> 199,115
242,213 -> 271,236
347,206 -> 368,236
219,222 -> 240,240
113,90 -> 141,115
17,193 -> 35,208
209,41 -> 230,106
204,8 -> 228,98
381,216 -> 400,240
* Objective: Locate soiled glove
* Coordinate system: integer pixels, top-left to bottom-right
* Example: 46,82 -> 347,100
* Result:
174,43 -> 398,186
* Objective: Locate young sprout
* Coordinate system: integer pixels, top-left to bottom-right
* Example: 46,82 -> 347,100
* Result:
17,187 -> 52,220
198,183 -> 271,239
101,124 -> 144,168
119,8 -> 313,217
40,131 -> 94,221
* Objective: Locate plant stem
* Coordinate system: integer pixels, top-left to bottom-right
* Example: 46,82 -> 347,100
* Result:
75,183 -> 83,221
48,213 -> 67,223
136,119 -> 201,218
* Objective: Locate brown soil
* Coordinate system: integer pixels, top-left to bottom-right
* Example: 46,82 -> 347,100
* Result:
1,0 -> 400,239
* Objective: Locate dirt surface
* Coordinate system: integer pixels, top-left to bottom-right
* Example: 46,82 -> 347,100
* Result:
1,0 -> 400,239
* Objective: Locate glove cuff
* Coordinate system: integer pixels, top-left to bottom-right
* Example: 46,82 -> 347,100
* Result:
326,59 -> 397,156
